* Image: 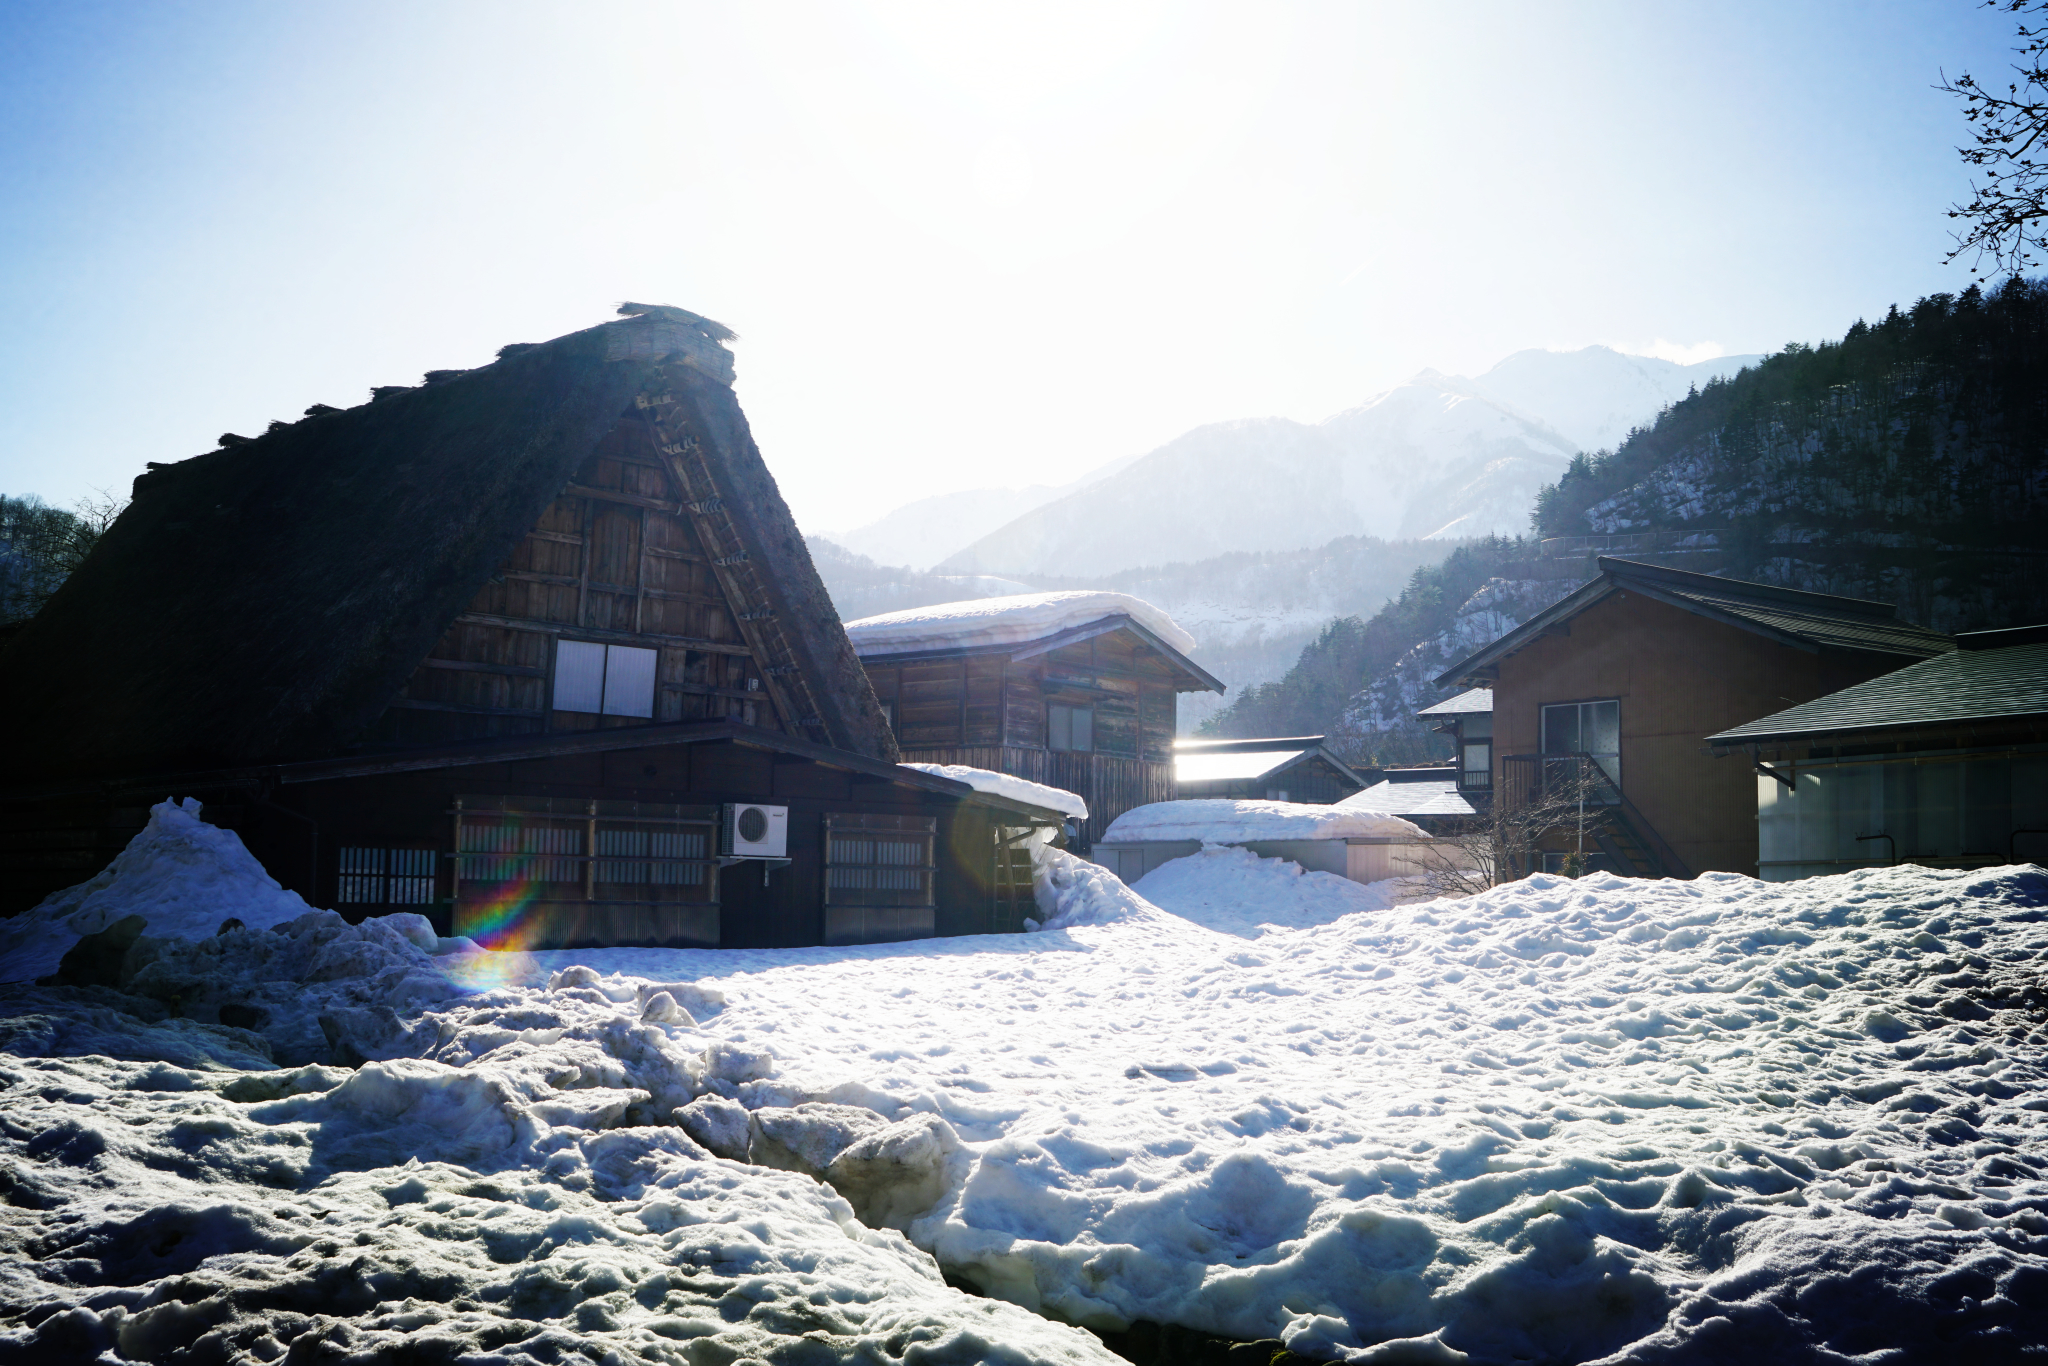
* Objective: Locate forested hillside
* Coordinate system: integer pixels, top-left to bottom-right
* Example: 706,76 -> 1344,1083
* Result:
1204,278 -> 2048,759
1537,278 -> 2048,628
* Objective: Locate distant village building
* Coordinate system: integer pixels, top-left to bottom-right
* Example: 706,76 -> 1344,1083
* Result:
1707,624 -> 2048,879
0,306 -> 1065,948
1092,800 -> 1430,887
1172,736 -> 1366,804
1435,558 -> 1953,878
1337,765 -> 1479,837
845,593 -> 1224,850
1415,687 -> 1496,806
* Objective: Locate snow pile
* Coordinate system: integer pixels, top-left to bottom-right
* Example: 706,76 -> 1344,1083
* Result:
0,799 -> 319,984
1103,798 -> 1425,844
902,763 -> 1089,819
1027,843 -> 1170,933
845,590 -> 1197,658
1132,844 -> 1404,938
11,806 -> 2048,1363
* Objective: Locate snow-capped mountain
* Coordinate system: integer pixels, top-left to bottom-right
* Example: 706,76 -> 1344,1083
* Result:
930,346 -> 1757,579
1460,345 -> 1759,453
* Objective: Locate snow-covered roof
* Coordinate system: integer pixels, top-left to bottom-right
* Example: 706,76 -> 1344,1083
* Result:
1174,749 -> 1302,784
844,591 -> 1198,659
1101,799 -> 1426,845
1337,778 -> 1478,818
1415,686 -> 1493,718
899,763 -> 1088,819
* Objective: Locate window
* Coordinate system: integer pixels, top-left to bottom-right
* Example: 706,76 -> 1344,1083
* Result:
1049,703 -> 1093,753
1461,742 -> 1492,790
879,700 -> 894,729
553,640 -> 657,718
823,813 -> 937,946
337,847 -> 436,905
1541,699 -> 1621,797
1265,788 -> 1290,802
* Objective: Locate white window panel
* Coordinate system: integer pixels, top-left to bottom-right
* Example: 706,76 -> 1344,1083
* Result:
602,644 -> 658,718
553,640 -> 606,714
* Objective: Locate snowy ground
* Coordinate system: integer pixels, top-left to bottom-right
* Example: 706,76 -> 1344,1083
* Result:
5,804 -> 2048,1363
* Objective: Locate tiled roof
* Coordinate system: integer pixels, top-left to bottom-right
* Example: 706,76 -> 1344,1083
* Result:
1436,558 -> 1951,688
1337,778 -> 1478,818
1416,686 -> 1493,717
1708,641 -> 2048,745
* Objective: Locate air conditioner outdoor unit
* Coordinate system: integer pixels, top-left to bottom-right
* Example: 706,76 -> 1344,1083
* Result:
721,802 -> 788,859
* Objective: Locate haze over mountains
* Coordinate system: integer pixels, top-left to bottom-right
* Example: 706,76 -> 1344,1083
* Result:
820,345 -> 1757,576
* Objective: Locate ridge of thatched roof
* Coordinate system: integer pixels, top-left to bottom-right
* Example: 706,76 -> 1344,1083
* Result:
0,309 -> 895,782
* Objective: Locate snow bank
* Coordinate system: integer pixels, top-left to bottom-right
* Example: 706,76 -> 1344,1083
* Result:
845,590 -> 1198,657
12,809 -> 2048,1363
902,762 -> 1089,819
1133,844 -> 1405,938
1103,797 -> 1426,844
0,798 -> 319,984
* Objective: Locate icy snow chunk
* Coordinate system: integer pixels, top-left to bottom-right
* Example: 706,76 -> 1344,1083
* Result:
827,1113 -> 964,1231
1030,844 -> 1175,931
902,762 -> 1089,819
750,1102 -> 890,1177
676,1094 -> 753,1160
845,590 -> 1197,657
0,798 -> 319,983
640,989 -> 689,1024
703,1037 -> 776,1084
1103,797 -> 1426,844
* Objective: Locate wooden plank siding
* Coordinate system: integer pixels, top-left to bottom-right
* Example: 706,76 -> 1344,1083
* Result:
863,630 -> 1187,846
363,421 -> 779,749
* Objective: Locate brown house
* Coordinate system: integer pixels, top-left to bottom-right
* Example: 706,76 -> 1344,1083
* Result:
1434,558 -> 1953,878
0,306 -> 1062,946
846,594 -> 1224,849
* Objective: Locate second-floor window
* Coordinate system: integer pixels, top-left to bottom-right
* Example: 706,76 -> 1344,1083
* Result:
1541,698 -> 1621,791
553,640 -> 657,718
1049,703 -> 1094,753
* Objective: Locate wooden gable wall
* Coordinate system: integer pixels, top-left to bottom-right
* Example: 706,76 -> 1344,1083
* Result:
861,624 -> 1185,844
365,419 -> 779,748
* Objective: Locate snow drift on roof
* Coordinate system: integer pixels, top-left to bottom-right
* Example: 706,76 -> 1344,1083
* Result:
1102,798 -> 1425,844
844,591 -> 1196,658
900,763 -> 1088,819
1415,685 -> 1493,717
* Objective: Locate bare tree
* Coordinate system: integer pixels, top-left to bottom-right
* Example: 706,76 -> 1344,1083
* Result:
1941,1 -> 2048,276
1402,758 -> 1611,900
0,489 -> 126,627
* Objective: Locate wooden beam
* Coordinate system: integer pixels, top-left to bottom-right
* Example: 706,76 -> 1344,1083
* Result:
563,482 -> 687,516
385,698 -> 546,718
419,658 -> 547,679
452,611 -> 754,656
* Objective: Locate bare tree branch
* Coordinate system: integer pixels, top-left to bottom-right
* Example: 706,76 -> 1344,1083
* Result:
1940,2 -> 2048,276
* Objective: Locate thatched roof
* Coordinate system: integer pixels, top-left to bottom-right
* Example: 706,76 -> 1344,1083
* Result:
0,309 -> 896,783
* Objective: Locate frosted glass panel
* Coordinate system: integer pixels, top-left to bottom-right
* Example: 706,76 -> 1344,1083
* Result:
603,645 -> 657,718
553,640 -> 606,713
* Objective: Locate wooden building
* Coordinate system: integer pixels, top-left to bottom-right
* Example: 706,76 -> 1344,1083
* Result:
1336,765 -> 1480,837
846,594 -> 1225,849
0,306 -> 1061,946
1434,558 -> 1954,878
1172,736 -> 1365,804
1415,687 -> 1495,810
1707,624 -> 2048,879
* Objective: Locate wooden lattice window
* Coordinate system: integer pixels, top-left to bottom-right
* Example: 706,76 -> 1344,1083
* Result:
336,847 -> 437,905
824,813 -> 936,908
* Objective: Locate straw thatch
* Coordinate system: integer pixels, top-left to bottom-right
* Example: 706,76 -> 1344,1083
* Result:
0,310 -> 896,783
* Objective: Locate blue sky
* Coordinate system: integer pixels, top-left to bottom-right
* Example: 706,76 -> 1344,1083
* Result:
0,1 -> 2024,532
